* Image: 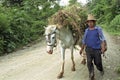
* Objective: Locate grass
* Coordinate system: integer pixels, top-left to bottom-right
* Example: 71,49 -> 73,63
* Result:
106,30 -> 120,36
100,24 -> 120,36
116,66 -> 120,80
115,66 -> 120,74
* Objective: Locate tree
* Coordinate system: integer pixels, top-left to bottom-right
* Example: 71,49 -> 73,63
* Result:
2,0 -> 23,6
0,0 -> 61,54
69,0 -> 77,5
86,0 -> 120,24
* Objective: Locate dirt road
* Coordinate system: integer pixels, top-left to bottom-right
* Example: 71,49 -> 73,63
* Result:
0,32 -> 120,80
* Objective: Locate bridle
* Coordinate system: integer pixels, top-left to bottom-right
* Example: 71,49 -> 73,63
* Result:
45,31 -> 57,47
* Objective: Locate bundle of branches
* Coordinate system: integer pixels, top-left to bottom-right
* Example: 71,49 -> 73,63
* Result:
48,5 -> 87,44
49,10 -> 79,28
48,5 -> 87,30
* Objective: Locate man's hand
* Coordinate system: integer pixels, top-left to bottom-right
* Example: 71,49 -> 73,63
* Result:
101,40 -> 107,53
101,47 -> 106,54
101,49 -> 107,58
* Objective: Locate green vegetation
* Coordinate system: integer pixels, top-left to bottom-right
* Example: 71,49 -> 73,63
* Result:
109,15 -> 120,35
0,0 -> 60,55
86,0 -> 120,35
116,66 -> 120,74
115,66 -> 120,80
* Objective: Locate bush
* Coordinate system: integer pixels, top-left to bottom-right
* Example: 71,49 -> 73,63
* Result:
0,0 -> 60,55
115,66 -> 120,80
0,40 -> 4,55
110,14 -> 120,32
104,14 -> 120,35
0,13 -> 11,55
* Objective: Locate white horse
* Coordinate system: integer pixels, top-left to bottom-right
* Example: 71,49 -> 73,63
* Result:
45,25 -> 86,78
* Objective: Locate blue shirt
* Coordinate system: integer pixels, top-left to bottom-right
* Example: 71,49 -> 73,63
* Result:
82,26 -> 105,49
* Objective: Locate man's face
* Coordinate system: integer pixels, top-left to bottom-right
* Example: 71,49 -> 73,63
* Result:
87,20 -> 95,27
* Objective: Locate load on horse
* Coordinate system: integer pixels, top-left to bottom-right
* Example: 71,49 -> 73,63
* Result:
45,5 -> 87,78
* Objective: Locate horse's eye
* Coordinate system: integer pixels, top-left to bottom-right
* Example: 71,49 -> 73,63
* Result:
52,37 -> 55,39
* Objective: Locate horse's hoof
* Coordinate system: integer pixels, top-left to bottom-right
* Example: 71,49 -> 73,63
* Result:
57,72 -> 63,79
81,59 -> 86,65
71,67 -> 76,71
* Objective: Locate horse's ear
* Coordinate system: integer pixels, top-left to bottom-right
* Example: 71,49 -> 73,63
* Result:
56,24 -> 61,30
53,26 -> 57,31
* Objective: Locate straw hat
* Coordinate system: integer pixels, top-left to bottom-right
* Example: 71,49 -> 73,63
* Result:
87,14 -> 96,21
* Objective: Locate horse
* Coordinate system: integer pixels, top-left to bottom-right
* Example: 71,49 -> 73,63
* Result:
44,25 -> 86,78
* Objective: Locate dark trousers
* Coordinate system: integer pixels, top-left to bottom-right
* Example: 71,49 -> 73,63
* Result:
85,47 -> 103,75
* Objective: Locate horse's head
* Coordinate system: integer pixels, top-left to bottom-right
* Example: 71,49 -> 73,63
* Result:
44,25 -> 57,54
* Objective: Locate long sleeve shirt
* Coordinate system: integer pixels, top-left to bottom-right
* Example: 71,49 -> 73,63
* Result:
82,26 -> 106,49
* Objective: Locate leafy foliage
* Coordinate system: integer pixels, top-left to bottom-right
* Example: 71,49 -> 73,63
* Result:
87,0 -> 120,23
87,0 -> 120,34
69,0 -> 77,5
115,66 -> 120,75
0,0 -> 60,55
110,15 -> 120,32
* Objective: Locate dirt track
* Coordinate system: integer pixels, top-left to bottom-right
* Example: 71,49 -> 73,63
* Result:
0,32 -> 120,80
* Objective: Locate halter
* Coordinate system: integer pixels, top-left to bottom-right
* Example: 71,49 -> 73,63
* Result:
45,31 -> 57,47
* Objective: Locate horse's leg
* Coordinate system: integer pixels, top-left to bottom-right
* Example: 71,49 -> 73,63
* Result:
71,46 -> 76,71
57,47 -> 65,79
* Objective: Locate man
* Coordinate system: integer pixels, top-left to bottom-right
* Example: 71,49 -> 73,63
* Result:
80,14 -> 107,80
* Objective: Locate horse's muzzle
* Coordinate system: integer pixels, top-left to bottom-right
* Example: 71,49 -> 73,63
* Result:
47,50 -> 53,54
